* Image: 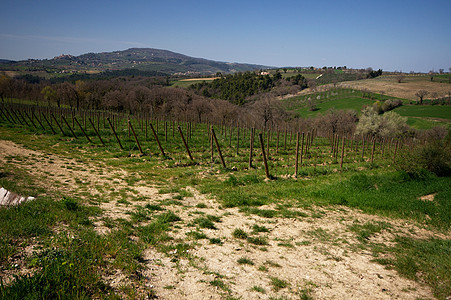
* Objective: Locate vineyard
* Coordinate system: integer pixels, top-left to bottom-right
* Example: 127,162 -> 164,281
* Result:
0,97 -> 450,299
0,101 -> 410,178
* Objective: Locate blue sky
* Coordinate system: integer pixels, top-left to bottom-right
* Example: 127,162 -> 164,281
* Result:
1,0 -> 450,72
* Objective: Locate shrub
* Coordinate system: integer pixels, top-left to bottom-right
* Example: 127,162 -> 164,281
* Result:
397,141 -> 450,177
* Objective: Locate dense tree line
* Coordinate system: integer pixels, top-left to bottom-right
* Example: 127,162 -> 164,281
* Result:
189,71 -> 308,105
1,72 -> 446,143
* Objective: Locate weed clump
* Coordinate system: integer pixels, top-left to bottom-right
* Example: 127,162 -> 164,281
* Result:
232,228 -> 248,239
62,197 -> 78,211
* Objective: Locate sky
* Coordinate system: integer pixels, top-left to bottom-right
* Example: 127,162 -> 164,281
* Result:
0,0 -> 450,72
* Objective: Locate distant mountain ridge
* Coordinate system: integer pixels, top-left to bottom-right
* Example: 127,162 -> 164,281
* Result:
1,48 -> 271,75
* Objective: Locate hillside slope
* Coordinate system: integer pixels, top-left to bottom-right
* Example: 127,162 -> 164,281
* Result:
0,48 -> 270,75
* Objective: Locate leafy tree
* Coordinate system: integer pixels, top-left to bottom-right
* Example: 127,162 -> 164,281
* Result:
0,74 -> 11,102
355,107 -> 408,138
41,86 -> 58,107
368,69 -> 383,78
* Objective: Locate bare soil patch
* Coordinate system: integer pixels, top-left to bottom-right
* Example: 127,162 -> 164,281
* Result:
340,76 -> 450,101
180,77 -> 219,81
280,75 -> 451,101
0,139 -> 443,299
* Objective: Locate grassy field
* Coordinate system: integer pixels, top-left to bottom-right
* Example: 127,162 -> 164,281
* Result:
283,88 -> 450,129
393,105 -> 451,120
0,107 -> 450,299
283,89 -> 390,117
286,96 -> 376,118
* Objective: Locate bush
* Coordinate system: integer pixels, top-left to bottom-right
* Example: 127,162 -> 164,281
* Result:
397,141 -> 451,177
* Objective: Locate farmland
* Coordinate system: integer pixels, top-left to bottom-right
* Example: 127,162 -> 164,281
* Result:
0,100 -> 450,299
0,63 -> 450,299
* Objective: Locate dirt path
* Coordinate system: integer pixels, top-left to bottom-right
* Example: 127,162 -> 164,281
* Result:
0,139 -> 441,299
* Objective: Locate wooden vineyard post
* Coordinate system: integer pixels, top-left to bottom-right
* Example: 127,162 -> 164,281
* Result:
75,117 -> 92,143
249,128 -> 255,168
259,133 -> 270,179
89,118 -> 105,146
393,140 -> 399,164
165,121 -> 168,142
330,132 -> 335,154
178,126 -> 193,161
51,114 -> 65,135
276,131 -> 280,153
42,112 -> 56,134
172,121 -> 175,138
0,108 -> 7,122
17,110 -> 30,127
0,108 -> 12,123
31,111 -> 46,131
266,130 -> 270,158
236,127 -> 240,156
23,111 -> 36,128
107,117 -> 123,149
295,132 -> 300,177
61,115 -> 77,139
370,137 -> 376,164
150,123 -> 165,157
284,129 -> 287,150
11,109 -> 23,125
129,120 -> 143,154
300,132 -> 305,166
211,127 -> 226,168
340,136 -> 345,169
210,129 -> 214,163
361,134 -> 365,160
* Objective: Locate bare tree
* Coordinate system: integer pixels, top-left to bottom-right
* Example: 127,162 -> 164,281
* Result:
248,96 -> 285,131
415,90 -> 429,104
396,72 -> 404,83
127,86 -> 151,113
307,79 -> 317,92
192,97 -> 212,123
315,109 -> 357,136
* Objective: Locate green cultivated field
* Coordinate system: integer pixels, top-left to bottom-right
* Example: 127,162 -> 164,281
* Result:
393,105 -> 451,120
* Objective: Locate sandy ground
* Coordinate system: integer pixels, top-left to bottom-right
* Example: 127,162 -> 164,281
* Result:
0,139 -> 445,299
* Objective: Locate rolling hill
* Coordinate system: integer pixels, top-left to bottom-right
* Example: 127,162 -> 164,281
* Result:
0,48 -> 270,76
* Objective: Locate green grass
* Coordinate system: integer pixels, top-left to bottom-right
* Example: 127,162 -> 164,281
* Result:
286,96 -> 376,118
193,215 -> 221,229
405,117 -> 450,130
349,221 -> 392,244
282,88 -> 398,118
269,276 -> 289,291
393,105 -> 451,120
388,237 -> 450,299
310,171 -> 451,229
1,106 -> 450,298
237,257 -> 254,265
232,228 -> 248,239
